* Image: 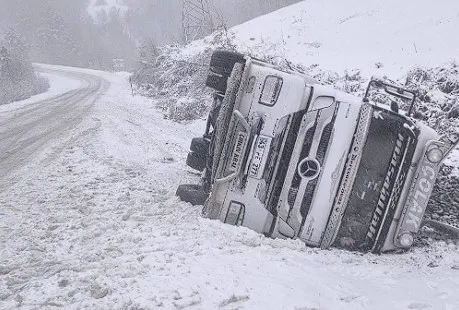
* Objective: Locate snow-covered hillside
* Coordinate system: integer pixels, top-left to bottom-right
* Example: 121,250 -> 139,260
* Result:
185,0 -> 459,77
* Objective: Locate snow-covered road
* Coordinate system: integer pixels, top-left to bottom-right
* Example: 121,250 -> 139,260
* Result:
0,66 -> 108,192
1,66 -> 459,310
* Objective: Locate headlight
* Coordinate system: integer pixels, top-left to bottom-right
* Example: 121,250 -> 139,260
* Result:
398,232 -> 414,248
259,76 -> 283,106
426,147 -> 443,164
224,201 -> 245,226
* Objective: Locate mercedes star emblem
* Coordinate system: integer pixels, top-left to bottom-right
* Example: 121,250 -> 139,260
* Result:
298,158 -> 321,179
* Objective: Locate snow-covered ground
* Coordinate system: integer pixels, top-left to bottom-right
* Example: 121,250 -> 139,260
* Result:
2,0 -> 459,309
1,66 -> 459,310
184,0 -> 459,78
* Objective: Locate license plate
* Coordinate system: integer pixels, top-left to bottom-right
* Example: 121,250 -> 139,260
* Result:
228,131 -> 247,172
401,161 -> 437,232
249,136 -> 270,178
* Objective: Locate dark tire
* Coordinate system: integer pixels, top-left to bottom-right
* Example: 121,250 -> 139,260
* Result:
209,50 -> 245,75
186,151 -> 206,172
205,50 -> 245,92
205,70 -> 227,93
190,137 -> 210,156
176,184 -> 209,206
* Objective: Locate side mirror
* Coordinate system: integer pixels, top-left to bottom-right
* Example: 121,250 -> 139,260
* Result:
385,85 -> 415,101
364,77 -> 417,116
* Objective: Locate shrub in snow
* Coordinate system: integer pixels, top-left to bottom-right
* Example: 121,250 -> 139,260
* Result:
448,106 -> 459,119
131,45 -> 214,121
167,97 -> 208,122
131,27 -> 243,121
404,63 -> 459,140
34,74 -> 51,94
132,43 -> 458,140
209,28 -> 238,51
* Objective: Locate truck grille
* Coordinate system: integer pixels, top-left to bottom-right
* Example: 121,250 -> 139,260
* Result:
316,123 -> 333,164
265,102 -> 339,237
266,111 -> 306,214
288,126 -> 316,206
290,109 -> 337,223
371,136 -> 416,252
334,108 -> 418,252
300,181 -> 317,219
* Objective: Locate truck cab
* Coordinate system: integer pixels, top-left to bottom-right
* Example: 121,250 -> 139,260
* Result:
178,50 -> 458,253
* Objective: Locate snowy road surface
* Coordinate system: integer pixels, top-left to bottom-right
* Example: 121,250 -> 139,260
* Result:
0,67 -> 108,191
1,66 -> 459,310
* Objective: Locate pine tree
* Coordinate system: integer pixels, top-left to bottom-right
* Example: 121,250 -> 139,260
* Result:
0,29 -> 49,104
2,28 -> 34,82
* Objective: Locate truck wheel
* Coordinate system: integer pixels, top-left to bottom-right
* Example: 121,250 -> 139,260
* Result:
206,70 -> 228,93
186,151 -> 206,172
190,137 -> 210,156
176,184 -> 209,205
205,50 -> 245,92
209,50 -> 245,75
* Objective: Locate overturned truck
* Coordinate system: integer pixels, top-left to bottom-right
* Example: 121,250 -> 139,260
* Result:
177,50 -> 459,253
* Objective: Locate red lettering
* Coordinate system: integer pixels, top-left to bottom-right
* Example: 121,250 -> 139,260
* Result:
422,165 -> 435,180
410,199 -> 423,213
419,178 -> 432,193
414,189 -> 427,201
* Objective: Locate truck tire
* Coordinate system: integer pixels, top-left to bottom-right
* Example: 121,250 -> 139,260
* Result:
186,151 -> 206,172
205,50 -> 245,92
190,137 -> 210,156
205,71 -> 228,93
176,184 -> 209,205
209,50 -> 245,75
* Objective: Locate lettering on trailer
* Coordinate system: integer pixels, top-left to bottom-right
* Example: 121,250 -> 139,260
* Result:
373,110 -> 384,120
367,133 -> 405,241
330,153 -> 346,200
230,132 -> 247,171
405,165 -> 436,231
337,153 -> 358,205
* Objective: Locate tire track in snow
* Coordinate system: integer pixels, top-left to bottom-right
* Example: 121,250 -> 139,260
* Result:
0,68 -> 109,191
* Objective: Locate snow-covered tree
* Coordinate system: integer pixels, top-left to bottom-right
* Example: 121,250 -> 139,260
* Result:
0,29 -> 49,105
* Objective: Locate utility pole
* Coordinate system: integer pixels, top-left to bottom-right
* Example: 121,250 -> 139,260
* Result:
182,0 -> 214,43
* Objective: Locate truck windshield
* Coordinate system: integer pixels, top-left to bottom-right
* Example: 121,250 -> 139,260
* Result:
334,107 -> 418,251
